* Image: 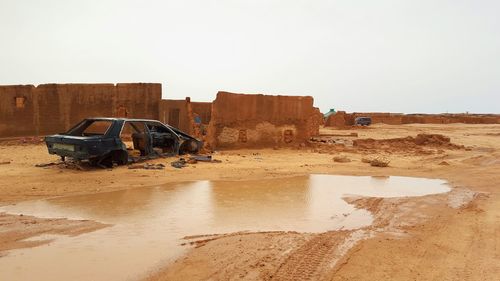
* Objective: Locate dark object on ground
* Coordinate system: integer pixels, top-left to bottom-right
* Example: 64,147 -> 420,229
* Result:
190,155 -> 213,162
0,161 -> 11,165
171,158 -> 187,169
189,155 -> 222,163
35,162 -> 57,167
355,117 -> 372,126
45,118 -> 202,168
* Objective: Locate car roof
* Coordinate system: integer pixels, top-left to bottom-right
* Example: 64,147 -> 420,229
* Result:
84,117 -> 162,123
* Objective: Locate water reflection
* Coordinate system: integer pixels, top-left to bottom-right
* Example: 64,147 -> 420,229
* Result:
0,175 -> 450,281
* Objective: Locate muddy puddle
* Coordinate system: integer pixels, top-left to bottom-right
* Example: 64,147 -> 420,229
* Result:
0,175 -> 450,281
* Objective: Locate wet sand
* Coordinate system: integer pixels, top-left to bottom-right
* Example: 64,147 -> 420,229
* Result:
0,123 -> 499,280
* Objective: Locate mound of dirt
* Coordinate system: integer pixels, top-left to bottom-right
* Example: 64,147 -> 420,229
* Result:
353,134 -> 463,153
333,155 -> 351,163
414,134 -> 451,145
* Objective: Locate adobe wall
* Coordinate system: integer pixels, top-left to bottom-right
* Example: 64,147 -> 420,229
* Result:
159,98 -> 192,133
325,112 -> 500,127
0,85 -> 38,136
0,83 -> 161,137
206,91 -> 319,149
191,102 -> 212,124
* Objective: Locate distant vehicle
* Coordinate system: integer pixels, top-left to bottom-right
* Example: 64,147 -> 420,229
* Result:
354,117 -> 372,126
45,118 -> 202,167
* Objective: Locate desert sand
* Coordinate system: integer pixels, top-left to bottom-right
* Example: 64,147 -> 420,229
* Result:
1,123 -> 499,280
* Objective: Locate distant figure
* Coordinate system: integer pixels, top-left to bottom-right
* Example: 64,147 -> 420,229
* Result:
192,113 -> 206,136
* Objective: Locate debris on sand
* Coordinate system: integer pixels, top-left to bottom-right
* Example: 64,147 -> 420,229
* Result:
361,157 -> 372,163
35,161 -> 87,170
369,157 -> 390,167
439,161 -> 450,166
171,159 -> 187,169
189,155 -> 222,163
333,155 -> 351,163
190,155 -> 213,162
35,162 -> 58,168
128,163 -> 165,170
0,161 -> 11,165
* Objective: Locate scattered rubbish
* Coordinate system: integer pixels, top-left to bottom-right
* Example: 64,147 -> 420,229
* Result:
188,155 -> 222,163
310,137 -> 336,144
190,155 -> 213,162
35,162 -> 57,168
369,157 -> 390,167
171,159 -> 187,169
128,163 -> 165,170
333,155 -> 351,163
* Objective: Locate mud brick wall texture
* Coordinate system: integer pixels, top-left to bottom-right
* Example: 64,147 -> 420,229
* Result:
0,83 -> 161,137
159,99 -> 193,134
206,91 -> 319,149
191,102 -> 212,125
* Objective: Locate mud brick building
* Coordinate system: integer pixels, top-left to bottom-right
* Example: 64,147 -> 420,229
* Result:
1,84 -> 323,150
0,83 -> 161,137
206,91 -> 321,149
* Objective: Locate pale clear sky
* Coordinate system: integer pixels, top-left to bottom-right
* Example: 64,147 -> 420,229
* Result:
1,0 -> 499,113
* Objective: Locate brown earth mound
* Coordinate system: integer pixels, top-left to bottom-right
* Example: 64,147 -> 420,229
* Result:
353,134 -> 464,152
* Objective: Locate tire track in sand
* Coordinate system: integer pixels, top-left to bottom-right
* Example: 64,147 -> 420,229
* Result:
270,231 -> 349,281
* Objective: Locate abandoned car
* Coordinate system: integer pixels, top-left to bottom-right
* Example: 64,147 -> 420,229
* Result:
44,118 -> 202,167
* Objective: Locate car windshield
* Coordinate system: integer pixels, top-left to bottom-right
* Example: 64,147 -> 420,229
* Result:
66,120 -> 113,136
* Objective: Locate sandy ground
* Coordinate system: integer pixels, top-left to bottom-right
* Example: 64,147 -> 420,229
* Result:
0,123 -> 499,280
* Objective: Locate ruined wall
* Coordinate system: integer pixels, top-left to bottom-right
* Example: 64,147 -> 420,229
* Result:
159,98 -> 192,133
116,83 -> 161,119
191,102 -> 212,124
207,91 -> 318,149
308,107 -> 323,136
325,111 -> 500,127
0,85 -> 37,136
402,114 -> 500,124
0,83 -> 161,137
325,111 -> 347,127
